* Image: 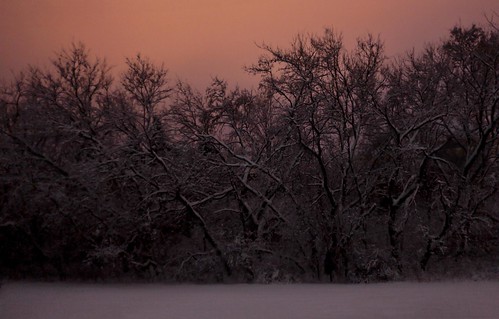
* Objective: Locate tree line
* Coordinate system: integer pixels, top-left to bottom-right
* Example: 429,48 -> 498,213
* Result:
1,22 -> 498,282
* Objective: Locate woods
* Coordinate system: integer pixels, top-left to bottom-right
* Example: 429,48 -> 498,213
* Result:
1,23 -> 498,283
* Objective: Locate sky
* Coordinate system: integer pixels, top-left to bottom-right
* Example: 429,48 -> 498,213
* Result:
1,0 -> 498,89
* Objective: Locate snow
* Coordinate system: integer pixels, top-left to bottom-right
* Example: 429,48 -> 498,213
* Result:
1,281 -> 498,318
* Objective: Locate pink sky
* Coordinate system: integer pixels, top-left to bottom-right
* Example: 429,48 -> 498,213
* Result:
1,0 -> 498,89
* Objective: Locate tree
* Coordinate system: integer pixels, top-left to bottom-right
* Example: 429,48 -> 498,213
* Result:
0,43 -> 115,278
418,25 -> 499,270
249,29 -> 387,281
0,22 -> 497,283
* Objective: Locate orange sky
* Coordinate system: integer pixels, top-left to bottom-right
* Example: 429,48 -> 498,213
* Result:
1,0 -> 498,89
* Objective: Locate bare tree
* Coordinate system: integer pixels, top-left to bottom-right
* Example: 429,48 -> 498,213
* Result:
249,29 -> 387,281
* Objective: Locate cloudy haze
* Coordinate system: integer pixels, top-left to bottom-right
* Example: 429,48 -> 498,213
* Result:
1,0 -> 498,88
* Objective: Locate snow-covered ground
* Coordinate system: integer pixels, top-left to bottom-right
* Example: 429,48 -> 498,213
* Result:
1,281 -> 498,318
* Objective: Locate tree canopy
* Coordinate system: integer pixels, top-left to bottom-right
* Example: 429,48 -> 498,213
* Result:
1,23 -> 498,283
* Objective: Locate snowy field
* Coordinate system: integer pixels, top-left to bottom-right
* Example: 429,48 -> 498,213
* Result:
1,281 -> 498,318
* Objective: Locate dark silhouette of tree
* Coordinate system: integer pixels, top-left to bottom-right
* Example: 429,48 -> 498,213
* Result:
0,22 -> 497,283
